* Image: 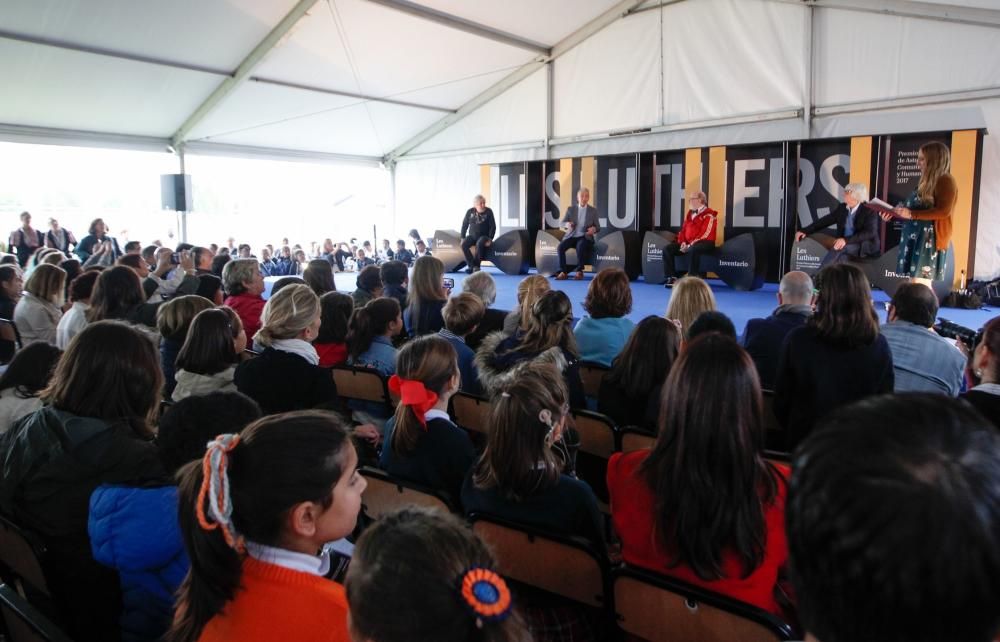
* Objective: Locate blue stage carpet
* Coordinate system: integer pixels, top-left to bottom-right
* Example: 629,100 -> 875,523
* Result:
327,269 -> 997,334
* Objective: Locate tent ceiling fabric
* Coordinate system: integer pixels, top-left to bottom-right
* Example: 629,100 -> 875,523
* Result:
0,0 -> 622,158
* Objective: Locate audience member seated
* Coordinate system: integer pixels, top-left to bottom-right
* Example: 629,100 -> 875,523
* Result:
573,268 -> 634,367
394,239 -> 414,266
793,182 -> 881,267
0,264 -> 23,320
439,293 -> 484,395
665,276 -> 717,339
599,316 -> 681,431
461,270 -> 507,351
379,259 -> 409,311
156,295 -> 215,398
88,392 -> 262,642
56,271 -> 98,349
13,263 -> 65,345
210,253 -> 230,279
347,297 -> 403,377
380,336 -> 474,501
89,264 -> 195,332
788,395 -> 1000,642
315,291 -> 354,367
346,507 -> 530,642
141,247 -> 199,303
0,342 -> 60,434
881,282 -> 965,395
607,333 -> 789,615
58,258 -> 81,296
269,275 -> 305,299
234,285 -> 338,414
462,362 -> 603,547
0,321 -> 165,640
740,271 -> 814,389
303,259 -> 337,297
961,316 -> 1000,428
477,290 -> 586,409
196,273 -> 224,304
168,411 -> 363,642
687,310 -> 737,341
406,255 -> 449,336
172,307 -> 245,401
502,274 -> 550,335
774,263 -> 894,450
222,258 -> 266,343
352,265 -> 382,309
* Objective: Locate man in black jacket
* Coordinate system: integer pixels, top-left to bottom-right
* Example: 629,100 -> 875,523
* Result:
795,182 -> 880,268
460,194 -> 496,273
740,270 -> 814,389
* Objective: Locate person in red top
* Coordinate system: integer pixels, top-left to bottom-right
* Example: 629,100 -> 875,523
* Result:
222,258 -> 266,344
314,291 -> 353,367
663,190 -> 719,286
167,411 -> 365,642
607,333 -> 790,616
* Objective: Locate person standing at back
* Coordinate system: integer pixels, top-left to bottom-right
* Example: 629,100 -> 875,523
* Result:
45,217 -> 77,255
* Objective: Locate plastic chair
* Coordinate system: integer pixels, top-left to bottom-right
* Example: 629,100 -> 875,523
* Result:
0,515 -> 49,598
619,427 -> 656,453
571,409 -> 617,506
450,391 -> 490,436
0,584 -> 72,642
359,467 -> 454,521
612,565 -> 795,642
332,365 -> 391,407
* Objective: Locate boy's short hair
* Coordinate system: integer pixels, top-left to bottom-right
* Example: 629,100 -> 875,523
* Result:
441,293 -> 485,337
788,394 -> 1000,642
379,260 -> 407,287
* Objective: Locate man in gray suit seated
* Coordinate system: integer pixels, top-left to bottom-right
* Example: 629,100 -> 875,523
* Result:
555,187 -> 600,281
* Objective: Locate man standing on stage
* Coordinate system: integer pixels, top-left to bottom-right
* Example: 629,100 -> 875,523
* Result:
555,187 -> 600,281
663,191 -> 718,287
460,195 -> 496,274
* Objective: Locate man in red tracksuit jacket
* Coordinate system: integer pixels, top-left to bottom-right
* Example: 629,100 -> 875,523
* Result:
664,191 -> 718,286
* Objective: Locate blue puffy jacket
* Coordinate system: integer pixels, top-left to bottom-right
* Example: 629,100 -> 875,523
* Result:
88,484 -> 188,642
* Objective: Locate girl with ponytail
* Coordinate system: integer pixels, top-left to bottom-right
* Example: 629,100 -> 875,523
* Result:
346,297 -> 402,377
167,410 -> 365,642
379,335 -> 475,502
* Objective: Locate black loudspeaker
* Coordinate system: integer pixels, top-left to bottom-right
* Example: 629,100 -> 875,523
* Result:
161,174 -> 193,211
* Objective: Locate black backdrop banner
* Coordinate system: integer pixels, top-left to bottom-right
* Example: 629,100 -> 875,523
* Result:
724,143 -> 787,281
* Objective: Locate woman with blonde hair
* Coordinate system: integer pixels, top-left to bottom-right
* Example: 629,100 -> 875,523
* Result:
405,255 -> 449,336
502,274 -> 550,334
14,263 -> 66,345
887,141 -> 957,284
234,284 -> 337,414
665,276 -> 716,338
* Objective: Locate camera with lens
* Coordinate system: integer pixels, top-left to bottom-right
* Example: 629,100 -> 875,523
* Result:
934,318 -> 981,350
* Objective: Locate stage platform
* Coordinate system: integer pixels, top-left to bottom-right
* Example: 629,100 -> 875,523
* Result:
317,268 -> 996,335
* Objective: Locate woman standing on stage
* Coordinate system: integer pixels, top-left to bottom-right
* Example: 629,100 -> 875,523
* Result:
888,141 -> 957,285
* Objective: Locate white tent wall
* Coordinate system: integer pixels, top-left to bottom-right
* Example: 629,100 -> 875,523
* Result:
393,0 -> 1000,280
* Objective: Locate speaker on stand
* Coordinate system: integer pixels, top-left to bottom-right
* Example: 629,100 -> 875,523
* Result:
161,174 -> 193,243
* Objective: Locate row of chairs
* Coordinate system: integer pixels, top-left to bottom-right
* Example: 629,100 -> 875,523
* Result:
0,514 -> 69,642
358,469 -> 795,642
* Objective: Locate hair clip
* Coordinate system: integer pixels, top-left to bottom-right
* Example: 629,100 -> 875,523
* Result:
500,391 -> 511,398
459,567 -> 512,624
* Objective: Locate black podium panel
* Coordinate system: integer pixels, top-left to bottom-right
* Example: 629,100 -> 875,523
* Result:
856,242 -> 955,301
535,229 -> 565,276
488,229 -> 529,275
593,231 -> 641,281
432,230 -> 465,272
641,231 -> 677,284
790,238 -> 829,277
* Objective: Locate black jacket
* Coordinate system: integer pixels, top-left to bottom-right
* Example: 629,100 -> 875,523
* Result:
461,208 -> 497,240
234,347 -> 338,415
465,308 -> 508,352
801,202 -> 879,248
475,331 -> 587,410
741,304 -> 813,390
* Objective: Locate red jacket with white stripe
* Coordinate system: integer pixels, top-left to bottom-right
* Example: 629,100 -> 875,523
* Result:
677,207 -> 718,245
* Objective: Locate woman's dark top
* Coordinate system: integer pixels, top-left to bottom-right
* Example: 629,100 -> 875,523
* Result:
465,307 -> 508,351
961,388 -> 1000,430
774,325 -> 894,450
379,414 -> 476,503
597,377 -> 660,431
234,348 -> 338,415
404,299 -> 446,337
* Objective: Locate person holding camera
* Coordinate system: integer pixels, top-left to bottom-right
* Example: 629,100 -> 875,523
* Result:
881,283 -> 966,396
555,188 -> 600,281
460,195 -> 496,274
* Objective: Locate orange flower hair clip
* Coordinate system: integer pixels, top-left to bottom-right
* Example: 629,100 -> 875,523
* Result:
459,567 -> 512,625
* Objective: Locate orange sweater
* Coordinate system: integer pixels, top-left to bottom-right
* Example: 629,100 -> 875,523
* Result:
911,173 -> 957,250
197,557 -> 350,642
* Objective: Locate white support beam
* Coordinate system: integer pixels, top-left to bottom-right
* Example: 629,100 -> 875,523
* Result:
770,0 -> 1000,29
362,0 -> 550,55
385,0 -> 647,162
248,77 -> 456,113
170,0 -> 321,148
182,141 -> 383,167
814,85 -> 1000,116
0,122 -> 170,152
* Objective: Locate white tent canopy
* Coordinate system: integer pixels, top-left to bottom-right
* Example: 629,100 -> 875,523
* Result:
1,0 -> 999,278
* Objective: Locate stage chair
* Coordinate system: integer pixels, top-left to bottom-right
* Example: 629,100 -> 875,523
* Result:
0,584 -> 72,642
469,513 -> 610,610
332,365 -> 391,408
0,515 -> 49,599
359,467 -> 455,521
619,427 -> 656,453
612,565 -> 796,642
450,391 -> 490,436
579,361 -> 610,399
